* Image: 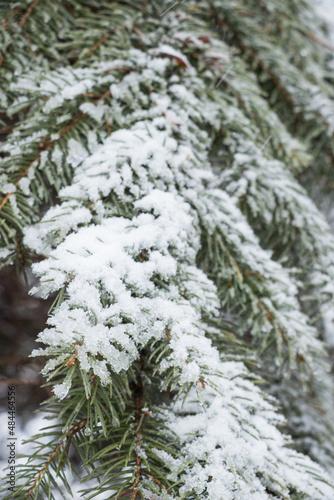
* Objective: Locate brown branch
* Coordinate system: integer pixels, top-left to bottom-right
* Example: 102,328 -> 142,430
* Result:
0,0 -> 39,68
25,252 -> 45,262
209,4 -> 296,107
66,354 -> 77,367
132,26 -> 146,44
57,112 -> 86,140
1,77 -> 113,215
305,30 -> 334,54
0,125 -> 15,134
90,374 -> 97,388
86,25 -> 126,59
16,236 -> 25,267
99,89 -> 111,101
141,410 -> 152,418
0,41 -> 116,215
86,33 -> 110,58
118,490 -> 134,499
257,301 -> 287,342
102,65 -> 132,74
209,3 -> 334,142
25,418 -> 87,498
87,201 -> 96,210
164,328 -> 171,342
142,471 -> 168,490
0,188 -> 19,212
19,0 -> 40,28
257,59 -> 295,107
0,113 -> 86,214
25,443 -> 63,498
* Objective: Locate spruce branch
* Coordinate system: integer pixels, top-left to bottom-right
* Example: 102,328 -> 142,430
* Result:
85,25 -> 126,59
0,112 -> 86,214
24,417 -> 87,500
86,33 -> 111,59
19,0 -> 41,28
207,0 -> 334,156
208,2 -> 296,107
304,29 -> 334,54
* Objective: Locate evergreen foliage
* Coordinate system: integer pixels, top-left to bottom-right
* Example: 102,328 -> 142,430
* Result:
0,0 -> 334,498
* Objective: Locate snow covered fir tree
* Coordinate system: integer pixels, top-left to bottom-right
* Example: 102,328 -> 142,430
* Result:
1,0 -> 334,498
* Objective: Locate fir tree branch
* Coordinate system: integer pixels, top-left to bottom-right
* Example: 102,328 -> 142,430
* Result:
24,417 -> 87,499
0,112 -> 86,213
19,0 -> 41,28
25,442 -> 63,500
0,0 -> 40,70
208,0 -> 334,148
304,29 -> 334,54
86,33 -> 111,59
208,2 -> 296,107
85,25 -> 126,59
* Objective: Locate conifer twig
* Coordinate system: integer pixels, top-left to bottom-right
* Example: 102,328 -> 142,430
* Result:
86,33 -> 110,58
86,25 -> 126,58
25,418 -> 87,499
0,113 -> 86,214
0,77 -> 114,215
19,0 -> 40,28
305,30 -> 334,54
209,3 -> 334,142
142,471 -> 168,490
